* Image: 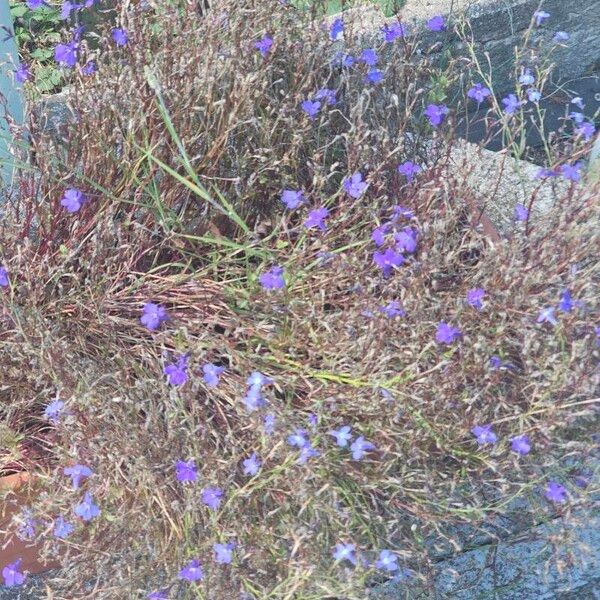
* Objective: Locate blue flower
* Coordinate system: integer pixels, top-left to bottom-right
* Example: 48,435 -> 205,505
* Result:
394,227 -> 418,254
164,354 -> 189,386
561,163 -> 582,182
14,63 -> 30,84
426,15 -> 446,32
44,399 -> 65,424
178,559 -> 204,582
202,363 -> 225,387
259,266 -> 285,290
514,203 -> 528,221
435,322 -> 461,344
466,288 -> 486,310
344,172 -> 367,198
502,94 -> 521,114
315,88 -> 337,106
467,83 -> 491,103
53,516 -> 75,539
424,103 -> 448,127
60,188 -> 85,213
537,307 -> 558,326
518,69 -> 535,86
510,435 -> 531,456
375,549 -> 399,571
304,207 -> 329,231
365,69 -> 384,84
533,10 -> 550,26
328,425 -> 352,447
471,424 -> 497,445
214,542 -> 235,565
301,100 -> 321,120
380,301 -> 406,318
74,492 -> 100,521
140,302 -> 169,331
243,384 -> 266,412
527,88 -> 541,103
175,460 -> 198,483
397,161 -> 421,181
242,453 -> 261,476
332,543 -> 357,565
382,22 -> 407,42
111,28 -> 128,46
372,224 -> 389,246
373,248 -> 405,278
255,36 -> 273,57
0,266 -> 8,287
330,18 -> 344,41
54,41 -> 78,68
360,48 -> 378,66
201,487 -> 224,510
263,414 -> 276,436
64,464 -> 93,489
287,428 -> 309,448
297,443 -> 320,465
281,189 -> 304,210
350,436 -> 376,460
553,31 -> 569,42
576,122 -> 596,141
2,559 -> 25,587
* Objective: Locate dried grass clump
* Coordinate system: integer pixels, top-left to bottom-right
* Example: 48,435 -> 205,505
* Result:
1,0 -> 598,598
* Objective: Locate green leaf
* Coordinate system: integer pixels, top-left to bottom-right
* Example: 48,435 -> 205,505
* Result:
10,5 -> 28,18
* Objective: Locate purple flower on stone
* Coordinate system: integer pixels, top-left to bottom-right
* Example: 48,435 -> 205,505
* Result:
373,248 -> 405,278
281,189 -> 304,210
427,16 -> 446,32
569,111 -> 585,124
60,188 -> 85,213
553,31 -> 569,42
518,69 -> 535,86
329,425 -> 352,447
315,88 -> 337,106
394,227 -> 418,254
330,18 -> 344,41
380,301 -> 406,318
2,559 -> 25,587
44,399 -> 65,424
360,48 -> 378,66
471,424 -> 497,445
372,224 -> 389,246
202,363 -> 224,387
304,207 -> 329,231
527,89 -> 541,103
175,460 -> 197,483
502,94 -> 521,114
213,543 -> 235,565
510,435 -> 531,456
545,481 -> 567,503
259,265 -> 285,290
54,41 -> 77,67
263,413 -> 276,435
344,172 -> 367,198
332,543 -> 357,565
297,443 -> 320,465
534,10 -> 550,26
537,306 -> 557,326
382,22 -> 407,42
424,103 -> 448,127
255,36 -> 273,57
201,487 -> 223,511
365,68 -> 384,84
514,203 -> 528,221
15,64 -> 30,84
375,549 -> 399,572
164,354 -> 189,386
435,322 -> 461,344
467,288 -> 486,310
575,122 -> 596,141
350,436 -> 375,460
64,464 -> 92,489
74,492 -> 100,521
397,161 -> 421,181
0,266 -> 8,287
301,100 -> 321,120
178,559 -> 204,582
467,83 -> 491,104
287,428 -> 309,448
111,28 -> 128,46
242,453 -> 261,476
536,167 -> 558,179
140,302 -> 169,331
53,516 -> 74,539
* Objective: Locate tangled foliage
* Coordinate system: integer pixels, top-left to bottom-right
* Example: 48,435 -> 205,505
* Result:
1,0 -> 598,598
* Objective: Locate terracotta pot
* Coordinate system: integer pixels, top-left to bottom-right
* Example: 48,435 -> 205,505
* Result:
0,472 -> 60,576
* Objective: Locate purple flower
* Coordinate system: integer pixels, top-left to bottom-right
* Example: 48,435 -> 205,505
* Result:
576,122 -> 596,141
17,509 -> 35,541
178,559 -> 204,582
397,161 -> 421,182
263,414 -> 276,435
467,83 -> 491,103
315,88 -> 337,106
111,28 -> 128,46
365,68 -> 384,84
435,322 -> 461,344
297,443 -> 320,465
527,89 -> 541,103
2,559 -> 25,587
427,16 -> 446,32
510,435 -> 531,456
514,203 -> 529,221
571,97 -> 585,109
373,248 -> 405,277
537,306 -> 557,326
375,549 -> 399,572
558,289 -> 573,313
64,464 -> 92,489
60,188 -> 85,213
175,460 -> 197,483
242,453 -> 261,476
360,48 -> 378,66
341,54 -> 355,67
53,516 -> 75,539
394,227 -> 418,254
301,100 -> 321,120
533,10 -> 550,26
372,224 -> 389,246
330,18 -> 344,41
536,167 -> 558,179
147,590 -> 169,600
15,63 -> 30,84
329,425 -> 352,447
545,481 -> 567,503
255,36 -> 273,57
27,0 -> 46,8
213,542 -> 235,565
82,61 -> 97,75
553,31 -> 569,42
44,399 -> 65,424
281,189 -> 304,210
164,354 -> 189,386
243,384 -> 266,412
502,94 -> 521,114
518,69 -> 535,86
287,428 -> 309,448
380,301 -> 406,318
489,355 -> 503,369
54,41 -> 78,67
350,436 -> 375,460
259,265 -> 285,290
246,371 -> 271,387
471,424 -> 497,445
570,111 -> 585,124
344,172 -> 367,198
74,492 -> 100,521
466,288 -> 486,310
424,103 -> 448,127
0,266 -> 8,287
202,363 -> 224,387
304,207 -> 329,231
382,22 -> 407,42
140,302 -> 169,331
60,1 -> 77,20
332,543 -> 356,565
201,487 -> 224,511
